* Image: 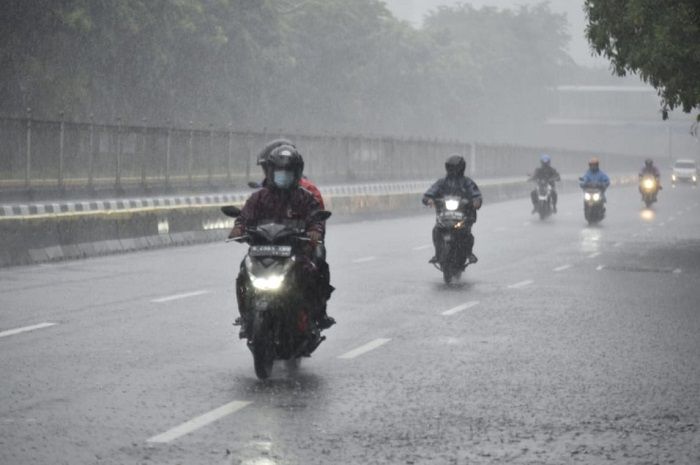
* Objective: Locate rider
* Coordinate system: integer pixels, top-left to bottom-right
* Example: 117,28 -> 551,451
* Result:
254,139 -> 325,208
229,144 -> 335,335
639,158 -> 662,194
529,154 -> 561,213
422,154 -> 482,265
579,157 -> 611,193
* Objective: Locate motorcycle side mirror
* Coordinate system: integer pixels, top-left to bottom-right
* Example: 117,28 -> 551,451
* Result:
578,177 -> 584,182
247,181 -> 262,189
311,210 -> 332,222
221,205 -> 241,218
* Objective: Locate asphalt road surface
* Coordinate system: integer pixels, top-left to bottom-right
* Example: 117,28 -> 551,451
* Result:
2,184 -> 700,465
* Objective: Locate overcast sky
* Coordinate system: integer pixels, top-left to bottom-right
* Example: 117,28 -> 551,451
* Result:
382,0 -> 608,67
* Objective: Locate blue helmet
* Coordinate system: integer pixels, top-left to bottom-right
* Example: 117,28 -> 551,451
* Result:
540,154 -> 551,165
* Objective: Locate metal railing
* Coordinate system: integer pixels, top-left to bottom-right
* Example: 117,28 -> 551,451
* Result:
0,112 -> 639,196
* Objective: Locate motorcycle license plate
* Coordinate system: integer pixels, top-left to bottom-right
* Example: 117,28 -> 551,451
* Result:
440,211 -> 464,220
249,245 -> 292,257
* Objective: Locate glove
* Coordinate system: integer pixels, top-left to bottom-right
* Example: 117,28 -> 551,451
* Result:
228,225 -> 242,239
423,197 -> 434,207
307,230 -> 322,245
472,198 -> 482,210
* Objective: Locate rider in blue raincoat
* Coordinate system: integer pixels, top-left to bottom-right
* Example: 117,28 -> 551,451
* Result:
579,157 -> 610,194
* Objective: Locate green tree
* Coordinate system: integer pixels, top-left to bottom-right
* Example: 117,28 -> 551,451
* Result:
585,0 -> 700,116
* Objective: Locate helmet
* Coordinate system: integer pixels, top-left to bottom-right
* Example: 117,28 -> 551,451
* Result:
644,158 -> 653,167
540,154 -> 551,166
257,138 -> 296,168
265,144 -> 304,189
445,154 -> 466,177
589,157 -> 600,171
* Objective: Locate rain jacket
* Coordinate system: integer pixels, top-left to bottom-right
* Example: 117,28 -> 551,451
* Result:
579,169 -> 610,190
531,165 -> 561,184
639,165 -> 660,178
422,175 -> 482,206
234,186 -> 324,235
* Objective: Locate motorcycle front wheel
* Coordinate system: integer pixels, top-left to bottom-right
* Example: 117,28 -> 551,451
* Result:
251,314 -> 274,380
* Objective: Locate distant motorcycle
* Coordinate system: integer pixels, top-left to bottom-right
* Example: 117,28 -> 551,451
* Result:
639,175 -> 659,208
580,181 -> 606,225
221,206 -> 331,380
533,178 -> 554,220
430,196 -> 475,284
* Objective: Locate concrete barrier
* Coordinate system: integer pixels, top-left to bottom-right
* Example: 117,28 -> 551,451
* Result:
0,174 -> 635,267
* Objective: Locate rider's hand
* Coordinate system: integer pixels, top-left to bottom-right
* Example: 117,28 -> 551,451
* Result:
307,230 -> 322,245
425,198 -> 434,207
228,226 -> 242,239
472,198 -> 482,210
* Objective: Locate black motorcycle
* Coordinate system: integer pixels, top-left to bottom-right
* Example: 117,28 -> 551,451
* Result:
580,182 -> 606,225
533,178 -> 554,220
430,196 -> 475,284
221,206 -> 331,379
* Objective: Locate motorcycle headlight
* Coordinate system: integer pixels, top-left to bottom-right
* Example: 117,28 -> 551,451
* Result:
592,193 -> 601,202
251,274 -> 284,291
672,174 -> 677,181
693,176 -> 697,182
445,199 -> 460,211
643,179 -> 655,189
584,192 -> 592,201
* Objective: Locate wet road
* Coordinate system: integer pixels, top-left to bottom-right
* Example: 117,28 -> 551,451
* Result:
2,184 -> 700,464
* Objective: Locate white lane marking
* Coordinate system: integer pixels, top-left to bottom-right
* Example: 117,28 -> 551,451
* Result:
596,265 -> 605,271
614,242 -> 623,248
441,301 -> 480,316
151,290 -> 210,303
338,338 -> 391,359
669,216 -> 675,221
412,244 -> 432,251
147,400 -> 252,443
508,280 -> 533,289
588,252 -> 600,259
494,227 -> 508,232
673,268 -> 682,274
523,221 -> 531,226
553,264 -> 571,272
632,233 -> 639,238
352,256 -> 376,263
0,322 -> 57,339
659,222 -> 666,227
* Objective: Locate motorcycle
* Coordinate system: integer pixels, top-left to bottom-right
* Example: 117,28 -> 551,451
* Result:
221,206 -> 331,380
639,175 -> 659,207
430,196 -> 475,284
533,179 -> 554,220
580,182 -> 606,225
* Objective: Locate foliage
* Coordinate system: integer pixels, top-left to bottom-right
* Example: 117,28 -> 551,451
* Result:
0,0 -> 572,137
585,0 -> 700,116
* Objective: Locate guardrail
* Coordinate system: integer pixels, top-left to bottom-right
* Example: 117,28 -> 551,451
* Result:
0,174 -> 636,267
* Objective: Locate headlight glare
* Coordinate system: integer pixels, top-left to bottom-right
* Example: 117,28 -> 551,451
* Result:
251,274 -> 284,291
445,199 -> 460,211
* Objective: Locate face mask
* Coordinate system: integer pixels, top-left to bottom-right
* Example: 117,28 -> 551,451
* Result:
273,170 -> 295,189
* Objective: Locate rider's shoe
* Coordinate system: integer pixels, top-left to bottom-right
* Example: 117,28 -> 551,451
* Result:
467,253 -> 479,264
428,256 -> 439,264
234,317 -> 247,339
552,204 -> 557,213
317,316 -> 336,330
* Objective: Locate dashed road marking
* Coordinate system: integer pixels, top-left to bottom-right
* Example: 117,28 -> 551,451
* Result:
659,222 -> 666,227
0,322 -> 57,339
338,338 -> 391,359
614,242 -> 623,247
523,221 -> 531,226
412,244 -> 432,251
673,268 -> 682,274
553,264 -> 571,272
352,256 -> 376,263
508,280 -> 533,289
588,252 -> 600,259
441,301 -> 480,316
493,227 -> 508,232
147,400 -> 252,443
596,265 -> 605,271
151,290 -> 210,303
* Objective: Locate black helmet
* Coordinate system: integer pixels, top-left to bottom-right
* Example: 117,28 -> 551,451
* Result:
266,144 -> 304,189
644,158 -> 653,167
257,138 -> 296,168
445,155 -> 466,177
